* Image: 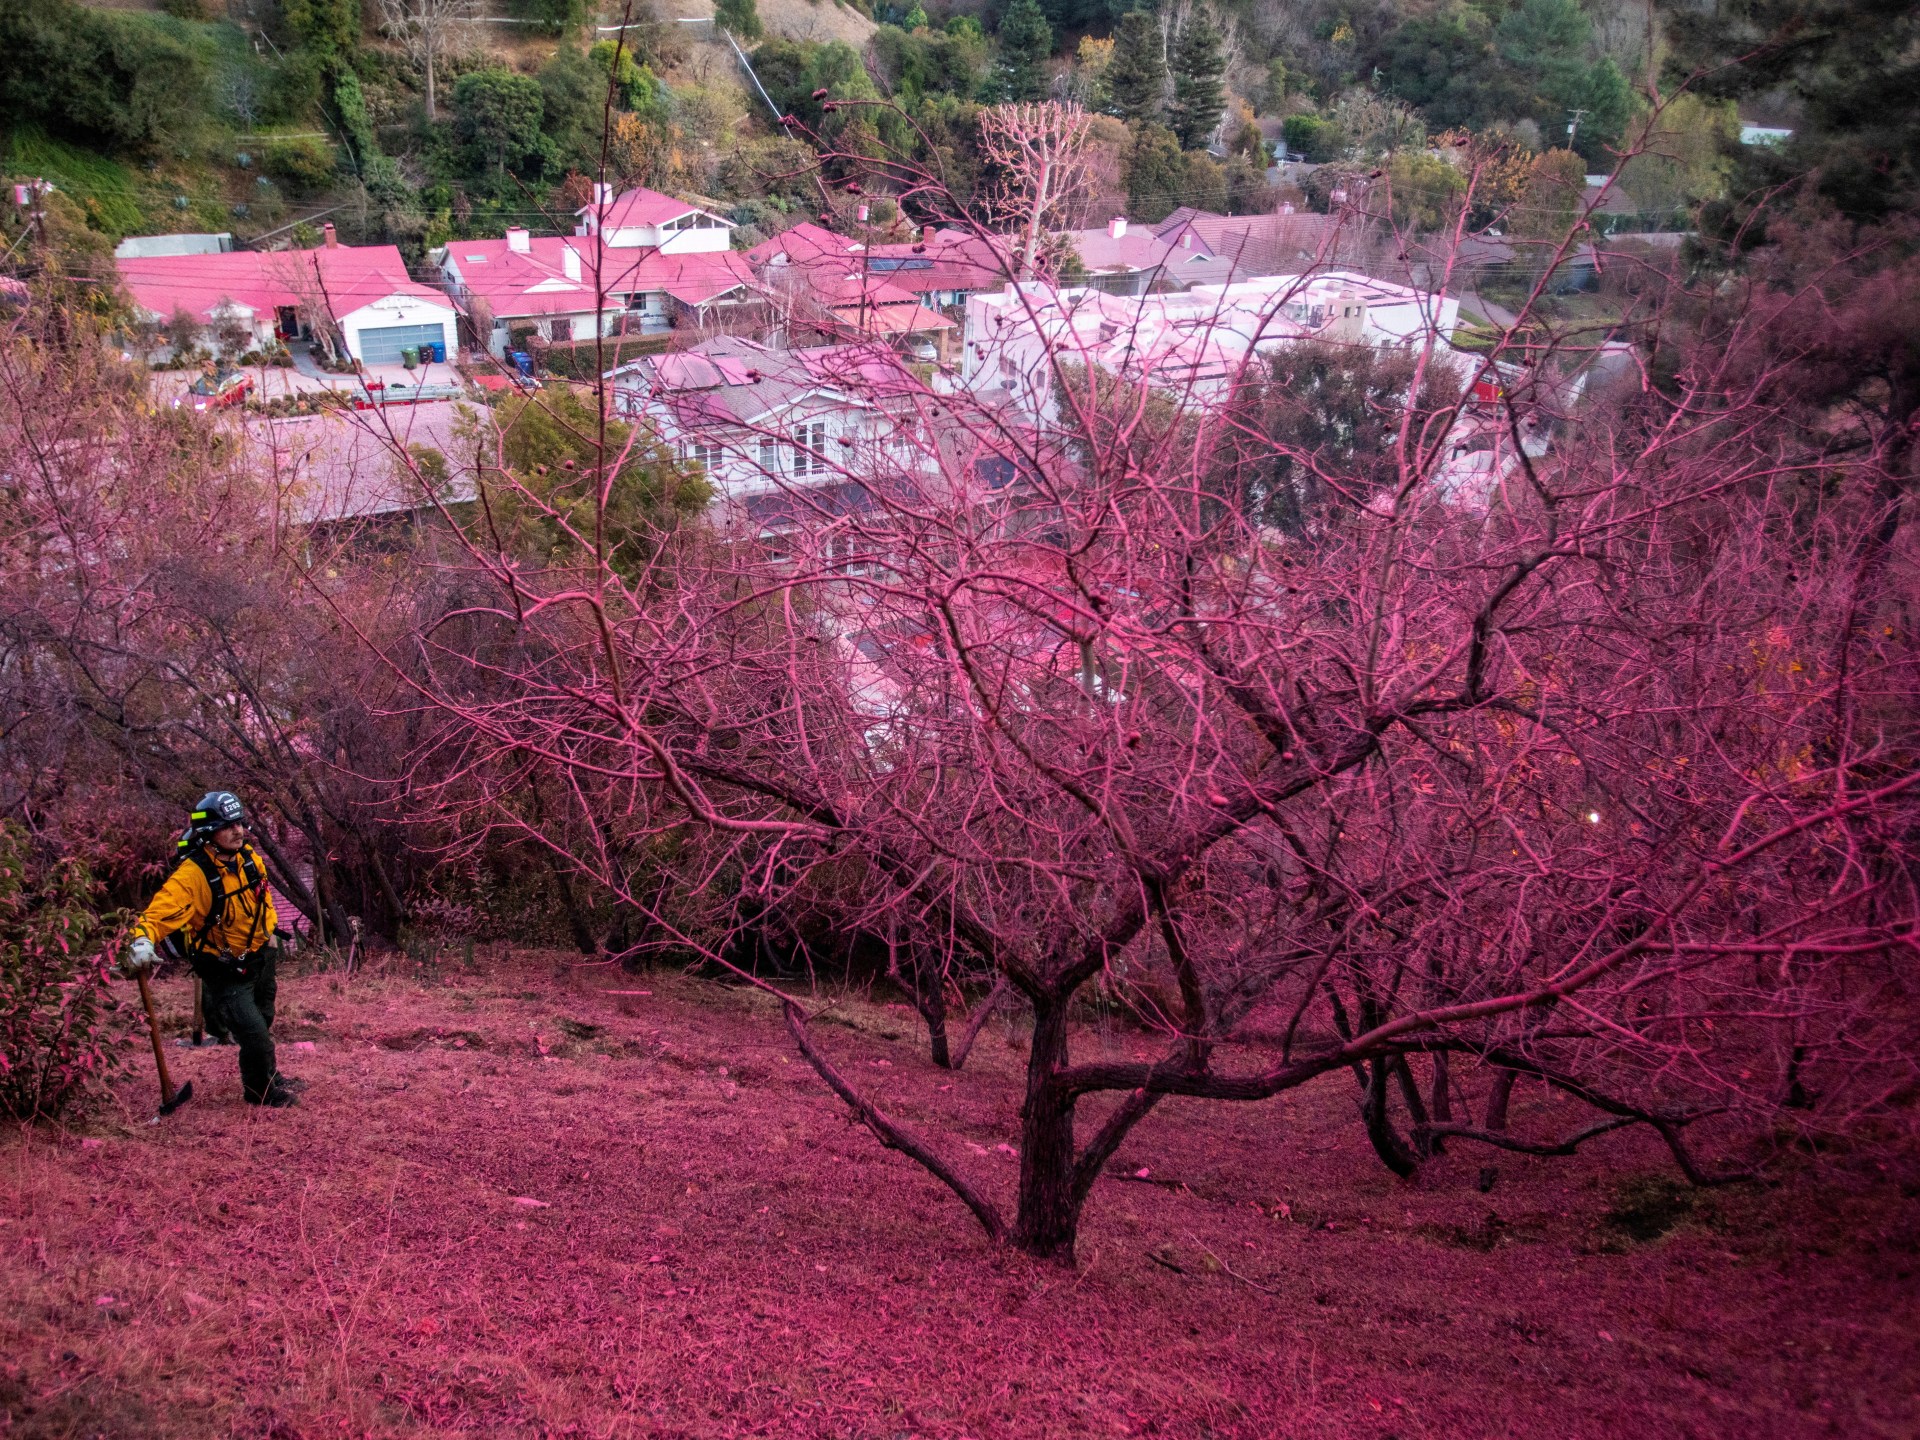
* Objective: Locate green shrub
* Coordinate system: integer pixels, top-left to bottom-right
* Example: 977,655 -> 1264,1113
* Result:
0,823 -> 131,1123
714,0 -> 763,41
264,135 -> 336,193
508,0 -> 590,36
1282,114 -> 1344,164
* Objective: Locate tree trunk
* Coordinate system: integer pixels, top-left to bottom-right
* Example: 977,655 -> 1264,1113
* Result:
424,45 -> 436,122
902,941 -> 952,1068
1485,1067 -> 1517,1131
947,976 -> 1010,1071
546,856 -> 599,956
1362,1057 -> 1420,1177
1011,994 -> 1080,1262
1426,1052 -> 1451,1156
306,841 -> 355,949
364,841 -> 409,938
920,969 -> 952,1069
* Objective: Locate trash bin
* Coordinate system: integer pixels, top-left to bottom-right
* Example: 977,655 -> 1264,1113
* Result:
401,346 -> 419,369
511,350 -> 534,378
429,340 -> 447,364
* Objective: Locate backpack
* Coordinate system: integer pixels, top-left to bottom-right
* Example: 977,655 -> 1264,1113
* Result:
159,845 -> 271,982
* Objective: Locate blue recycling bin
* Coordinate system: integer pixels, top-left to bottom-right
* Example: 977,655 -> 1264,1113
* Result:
511,350 -> 534,378
429,340 -> 446,364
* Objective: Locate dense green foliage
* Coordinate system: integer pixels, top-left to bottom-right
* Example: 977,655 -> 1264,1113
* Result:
1106,12 -> 1166,125
1167,8 -> 1225,150
0,0 -> 1893,291
1368,0 -> 1633,164
0,0 -> 214,153
477,388 -> 711,579
1664,0 -> 1920,224
714,0 -> 765,43
990,0 -> 1054,104
454,70 -> 547,179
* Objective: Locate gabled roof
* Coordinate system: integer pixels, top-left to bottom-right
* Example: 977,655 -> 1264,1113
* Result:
445,239 -> 755,317
1149,209 -> 1348,283
117,245 -> 450,326
860,229 -> 1010,296
609,334 -> 926,430
744,221 -> 859,268
1063,226 -> 1176,275
829,301 -> 954,335
580,186 -> 729,232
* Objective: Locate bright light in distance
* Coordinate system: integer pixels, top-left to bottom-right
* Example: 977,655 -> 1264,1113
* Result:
1586,810 -> 1602,825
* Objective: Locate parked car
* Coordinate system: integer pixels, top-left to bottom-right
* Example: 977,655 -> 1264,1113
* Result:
179,368 -> 254,412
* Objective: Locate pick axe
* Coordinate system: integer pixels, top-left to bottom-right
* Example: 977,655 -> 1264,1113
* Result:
135,971 -> 193,1117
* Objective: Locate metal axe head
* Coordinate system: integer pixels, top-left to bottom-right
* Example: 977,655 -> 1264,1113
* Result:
157,1079 -> 194,1117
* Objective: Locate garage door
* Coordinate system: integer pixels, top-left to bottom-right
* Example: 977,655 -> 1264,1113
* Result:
357,321 -> 447,364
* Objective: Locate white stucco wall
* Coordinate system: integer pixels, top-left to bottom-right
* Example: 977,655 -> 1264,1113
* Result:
337,295 -> 458,362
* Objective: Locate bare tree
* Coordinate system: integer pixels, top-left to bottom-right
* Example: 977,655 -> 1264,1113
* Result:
298,107 -> 1920,1266
376,0 -> 476,122
975,102 -> 1096,278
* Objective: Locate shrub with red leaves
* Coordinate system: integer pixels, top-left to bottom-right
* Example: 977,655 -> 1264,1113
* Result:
0,822 -> 131,1122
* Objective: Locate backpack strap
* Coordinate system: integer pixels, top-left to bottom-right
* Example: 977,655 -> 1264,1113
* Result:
235,849 -> 269,955
183,848 -> 229,959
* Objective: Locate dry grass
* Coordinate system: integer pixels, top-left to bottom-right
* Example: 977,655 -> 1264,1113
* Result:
3,949 -> 1917,1438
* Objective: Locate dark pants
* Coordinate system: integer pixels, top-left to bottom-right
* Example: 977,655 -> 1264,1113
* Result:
202,950 -> 280,1102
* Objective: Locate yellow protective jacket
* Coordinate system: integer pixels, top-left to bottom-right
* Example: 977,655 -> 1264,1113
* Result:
134,844 -> 279,961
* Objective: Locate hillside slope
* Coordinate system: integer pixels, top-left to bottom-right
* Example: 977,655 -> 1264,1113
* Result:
3,951 -> 1915,1437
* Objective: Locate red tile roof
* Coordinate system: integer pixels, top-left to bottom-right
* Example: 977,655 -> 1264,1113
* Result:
748,223 -> 1011,299
117,245 -> 449,325
582,186 -> 707,231
446,238 -> 754,317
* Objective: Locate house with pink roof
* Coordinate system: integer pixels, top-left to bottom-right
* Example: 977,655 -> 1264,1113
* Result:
117,224 -> 458,365
437,185 -> 756,358
747,222 -> 1010,315
607,334 -> 942,509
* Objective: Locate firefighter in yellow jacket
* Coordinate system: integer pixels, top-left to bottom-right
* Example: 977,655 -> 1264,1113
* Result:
120,792 -> 301,1107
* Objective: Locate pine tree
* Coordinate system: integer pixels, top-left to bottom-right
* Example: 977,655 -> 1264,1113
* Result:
989,0 -> 1053,103
714,0 -> 763,42
1105,11 -> 1165,124
1124,121 -> 1184,221
1167,6 -> 1225,150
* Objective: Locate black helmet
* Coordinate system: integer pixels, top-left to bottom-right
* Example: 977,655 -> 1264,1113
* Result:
179,791 -> 248,852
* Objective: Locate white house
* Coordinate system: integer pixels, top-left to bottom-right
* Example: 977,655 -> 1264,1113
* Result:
961,271 -> 1462,415
117,225 -> 457,364
438,186 -> 756,358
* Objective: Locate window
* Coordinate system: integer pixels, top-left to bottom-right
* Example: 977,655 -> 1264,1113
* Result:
792,420 -> 828,476
687,440 -> 723,471
758,437 -> 781,473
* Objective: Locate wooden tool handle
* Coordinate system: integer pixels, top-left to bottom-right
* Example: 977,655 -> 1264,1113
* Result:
136,971 -> 177,1106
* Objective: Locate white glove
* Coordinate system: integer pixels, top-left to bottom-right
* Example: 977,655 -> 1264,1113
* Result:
120,936 -> 156,979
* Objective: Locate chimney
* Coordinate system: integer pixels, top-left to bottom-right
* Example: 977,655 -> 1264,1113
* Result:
1108,216 -> 1126,240
562,245 -> 581,281
1280,201 -> 1295,215
922,224 -> 935,245
594,182 -> 613,205
506,227 -> 531,254
322,222 -> 337,248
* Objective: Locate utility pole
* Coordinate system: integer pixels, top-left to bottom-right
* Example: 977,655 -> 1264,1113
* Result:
1566,107 -> 1590,151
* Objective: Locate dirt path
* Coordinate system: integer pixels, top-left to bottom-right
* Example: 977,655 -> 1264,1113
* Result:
3,952 -> 1915,1437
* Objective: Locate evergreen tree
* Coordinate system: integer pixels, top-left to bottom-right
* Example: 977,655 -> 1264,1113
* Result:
1124,120 -> 1184,221
989,0 -> 1053,103
1167,6 -> 1225,149
1105,11 -> 1165,124
714,0 -> 763,43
